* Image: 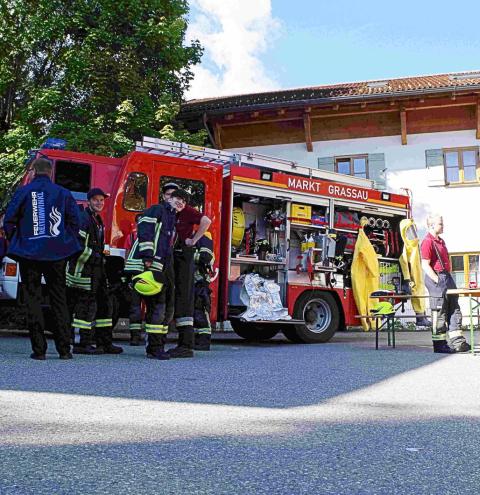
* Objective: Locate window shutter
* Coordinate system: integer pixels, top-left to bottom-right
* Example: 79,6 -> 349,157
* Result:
425,149 -> 445,187
317,156 -> 335,172
368,153 -> 386,190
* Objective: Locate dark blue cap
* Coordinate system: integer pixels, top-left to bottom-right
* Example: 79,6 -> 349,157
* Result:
87,188 -> 109,200
162,182 -> 179,194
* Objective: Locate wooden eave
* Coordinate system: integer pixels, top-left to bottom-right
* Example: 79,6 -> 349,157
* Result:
210,92 -> 480,128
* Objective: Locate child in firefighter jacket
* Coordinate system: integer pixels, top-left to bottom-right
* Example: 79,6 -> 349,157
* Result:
193,232 -> 215,351
66,188 -> 123,355
124,199 -> 177,359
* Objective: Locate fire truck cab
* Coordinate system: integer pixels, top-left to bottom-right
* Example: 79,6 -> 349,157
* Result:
1,137 -> 411,344
0,146 -> 124,304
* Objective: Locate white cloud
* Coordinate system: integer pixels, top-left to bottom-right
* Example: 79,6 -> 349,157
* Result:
186,0 -> 281,100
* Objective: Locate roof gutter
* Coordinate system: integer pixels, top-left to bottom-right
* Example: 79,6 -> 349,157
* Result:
181,84 -> 480,117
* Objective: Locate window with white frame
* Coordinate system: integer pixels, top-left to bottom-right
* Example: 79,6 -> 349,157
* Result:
443,147 -> 479,184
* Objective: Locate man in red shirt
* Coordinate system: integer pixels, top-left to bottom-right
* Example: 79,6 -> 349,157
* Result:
421,214 -> 470,353
163,185 -> 211,358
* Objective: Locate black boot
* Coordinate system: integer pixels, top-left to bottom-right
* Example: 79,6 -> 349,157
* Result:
194,334 -> 211,351
167,346 -> 194,358
97,327 -> 123,354
451,340 -> 471,353
146,333 -> 169,359
130,329 -> 142,346
433,341 -> 455,354
73,329 -> 100,354
169,325 -> 194,358
30,352 -> 46,360
146,346 -> 170,360
180,325 -> 194,348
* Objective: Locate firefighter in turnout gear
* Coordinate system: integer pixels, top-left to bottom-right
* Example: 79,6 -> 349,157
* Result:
67,188 -> 123,355
158,183 -> 181,335
193,232 -> 215,351
167,189 -> 212,359
124,214 -> 145,346
421,214 -> 470,353
124,191 -> 180,360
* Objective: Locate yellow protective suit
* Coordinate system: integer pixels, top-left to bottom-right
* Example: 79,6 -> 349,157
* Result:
351,226 -> 379,331
398,218 -> 426,314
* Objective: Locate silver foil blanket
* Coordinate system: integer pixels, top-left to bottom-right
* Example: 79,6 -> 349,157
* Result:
239,274 -> 291,321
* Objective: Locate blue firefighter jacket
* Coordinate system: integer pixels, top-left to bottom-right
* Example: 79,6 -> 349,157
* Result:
4,175 -> 81,261
124,202 -> 176,276
66,207 -> 106,290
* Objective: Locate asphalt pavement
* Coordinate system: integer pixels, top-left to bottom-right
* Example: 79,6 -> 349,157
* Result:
1,331 -> 480,495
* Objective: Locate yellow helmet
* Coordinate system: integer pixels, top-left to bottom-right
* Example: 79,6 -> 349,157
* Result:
132,271 -> 163,296
371,301 -> 395,316
231,207 -> 245,248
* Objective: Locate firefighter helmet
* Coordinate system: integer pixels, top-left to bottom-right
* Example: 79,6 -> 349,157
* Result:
132,271 -> 163,296
371,301 -> 395,316
231,207 -> 245,248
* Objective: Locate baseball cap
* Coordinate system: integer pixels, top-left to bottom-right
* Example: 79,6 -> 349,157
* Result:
162,182 -> 180,194
87,188 -> 109,200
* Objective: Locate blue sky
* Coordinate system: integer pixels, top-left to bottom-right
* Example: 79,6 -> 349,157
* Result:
269,0 -> 480,87
186,0 -> 480,99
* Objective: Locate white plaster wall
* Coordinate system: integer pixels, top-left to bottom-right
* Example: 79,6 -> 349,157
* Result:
228,129 -> 480,253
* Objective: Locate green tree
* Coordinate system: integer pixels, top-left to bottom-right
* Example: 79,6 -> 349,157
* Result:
0,0 -> 205,203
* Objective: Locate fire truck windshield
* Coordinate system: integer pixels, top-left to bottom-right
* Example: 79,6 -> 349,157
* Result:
54,160 -> 91,200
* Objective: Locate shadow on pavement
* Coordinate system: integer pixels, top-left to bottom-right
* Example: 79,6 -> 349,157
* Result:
0,333 -> 451,409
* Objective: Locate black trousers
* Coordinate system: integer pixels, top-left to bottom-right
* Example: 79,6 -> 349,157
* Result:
174,246 -> 195,348
162,257 -> 175,327
194,281 -> 212,335
129,288 -> 167,354
424,271 -> 465,344
128,289 -> 143,338
71,264 -> 113,347
18,258 -> 71,356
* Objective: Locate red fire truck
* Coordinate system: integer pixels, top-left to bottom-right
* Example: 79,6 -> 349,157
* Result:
0,137 -> 410,343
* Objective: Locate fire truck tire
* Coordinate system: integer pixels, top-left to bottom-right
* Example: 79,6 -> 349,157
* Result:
287,291 -> 339,343
280,326 -> 304,343
230,319 -> 279,341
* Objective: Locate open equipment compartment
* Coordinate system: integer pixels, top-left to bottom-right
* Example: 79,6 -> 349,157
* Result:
332,201 -> 407,291
228,189 -> 289,311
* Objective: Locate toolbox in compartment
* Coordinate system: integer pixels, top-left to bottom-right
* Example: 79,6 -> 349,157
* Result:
290,203 -> 312,224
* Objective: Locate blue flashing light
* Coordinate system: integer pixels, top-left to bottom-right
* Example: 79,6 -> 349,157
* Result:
40,138 -> 67,150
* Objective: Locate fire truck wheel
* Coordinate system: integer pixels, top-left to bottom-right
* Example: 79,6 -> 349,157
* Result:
230,320 -> 279,341
288,291 -> 339,343
280,325 -> 303,343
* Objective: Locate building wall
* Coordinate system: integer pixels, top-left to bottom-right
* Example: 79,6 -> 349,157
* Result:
227,129 -> 480,253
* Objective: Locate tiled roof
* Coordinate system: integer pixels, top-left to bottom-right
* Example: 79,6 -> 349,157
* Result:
182,71 -> 480,115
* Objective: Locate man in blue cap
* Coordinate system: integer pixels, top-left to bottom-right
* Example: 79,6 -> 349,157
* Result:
67,187 -> 123,355
4,157 -> 80,360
